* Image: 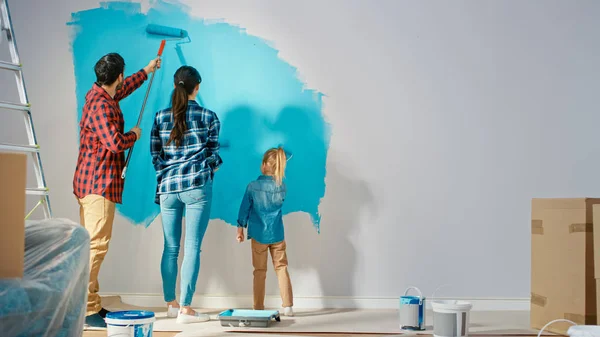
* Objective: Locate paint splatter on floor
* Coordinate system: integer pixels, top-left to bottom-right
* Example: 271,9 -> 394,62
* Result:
68,1 -> 330,231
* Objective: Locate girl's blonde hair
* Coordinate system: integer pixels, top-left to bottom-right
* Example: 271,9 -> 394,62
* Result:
261,147 -> 287,185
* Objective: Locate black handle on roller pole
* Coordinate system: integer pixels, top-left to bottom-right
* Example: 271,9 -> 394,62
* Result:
121,40 -> 166,180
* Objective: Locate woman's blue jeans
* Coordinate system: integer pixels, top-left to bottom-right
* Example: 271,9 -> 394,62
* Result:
159,182 -> 212,306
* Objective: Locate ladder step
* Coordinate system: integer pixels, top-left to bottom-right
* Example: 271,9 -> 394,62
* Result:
0,143 -> 39,153
0,60 -> 21,71
0,100 -> 29,111
26,188 -> 49,196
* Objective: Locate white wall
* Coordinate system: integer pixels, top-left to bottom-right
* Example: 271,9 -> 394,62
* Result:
2,0 -> 600,308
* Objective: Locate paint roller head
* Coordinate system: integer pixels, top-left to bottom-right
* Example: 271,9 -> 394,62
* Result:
146,24 -> 188,38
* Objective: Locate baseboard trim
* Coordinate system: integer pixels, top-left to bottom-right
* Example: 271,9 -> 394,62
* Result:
100,293 -> 530,311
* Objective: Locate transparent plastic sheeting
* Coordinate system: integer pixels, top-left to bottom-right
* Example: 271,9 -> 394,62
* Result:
0,218 -> 90,337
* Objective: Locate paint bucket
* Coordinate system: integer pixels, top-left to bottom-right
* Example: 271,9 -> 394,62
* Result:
431,300 -> 472,337
399,286 -> 426,330
105,310 -> 156,337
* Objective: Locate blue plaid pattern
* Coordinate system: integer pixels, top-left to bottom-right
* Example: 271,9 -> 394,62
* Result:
150,100 -> 222,204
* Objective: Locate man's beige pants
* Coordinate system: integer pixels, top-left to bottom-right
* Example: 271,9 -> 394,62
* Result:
78,194 -> 115,316
251,239 -> 293,309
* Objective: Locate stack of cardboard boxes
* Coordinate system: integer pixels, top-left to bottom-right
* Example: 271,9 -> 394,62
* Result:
531,198 -> 600,334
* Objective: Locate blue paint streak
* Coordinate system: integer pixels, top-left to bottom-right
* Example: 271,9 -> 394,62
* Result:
68,1 -> 330,231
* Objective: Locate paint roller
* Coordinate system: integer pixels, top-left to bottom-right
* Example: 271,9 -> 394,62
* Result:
146,24 -> 191,64
121,39 -> 166,180
146,24 -> 188,40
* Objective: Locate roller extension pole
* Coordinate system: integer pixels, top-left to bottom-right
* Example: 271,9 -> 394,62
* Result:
122,39 -> 166,180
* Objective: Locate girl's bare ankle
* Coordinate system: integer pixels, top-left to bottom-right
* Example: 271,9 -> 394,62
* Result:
181,306 -> 195,315
167,301 -> 180,308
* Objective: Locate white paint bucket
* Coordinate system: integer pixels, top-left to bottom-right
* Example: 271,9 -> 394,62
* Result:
431,300 -> 472,337
105,310 -> 156,337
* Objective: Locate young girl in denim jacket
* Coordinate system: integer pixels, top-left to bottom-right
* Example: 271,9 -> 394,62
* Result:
236,147 -> 294,316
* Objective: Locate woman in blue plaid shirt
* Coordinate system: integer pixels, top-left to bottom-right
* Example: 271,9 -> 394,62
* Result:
150,65 -> 222,324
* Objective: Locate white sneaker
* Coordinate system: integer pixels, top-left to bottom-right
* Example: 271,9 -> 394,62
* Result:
167,305 -> 179,318
176,311 -> 210,324
283,307 -> 294,317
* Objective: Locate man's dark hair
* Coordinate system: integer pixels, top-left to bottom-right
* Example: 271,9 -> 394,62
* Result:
94,53 -> 125,86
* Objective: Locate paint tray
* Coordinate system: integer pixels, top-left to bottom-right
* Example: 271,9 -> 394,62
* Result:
217,309 -> 280,328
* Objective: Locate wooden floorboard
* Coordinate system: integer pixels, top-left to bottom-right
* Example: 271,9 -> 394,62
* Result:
83,331 -> 177,337
83,330 -> 409,337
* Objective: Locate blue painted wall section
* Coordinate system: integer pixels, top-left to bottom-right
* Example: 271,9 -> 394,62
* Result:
68,1 -> 330,231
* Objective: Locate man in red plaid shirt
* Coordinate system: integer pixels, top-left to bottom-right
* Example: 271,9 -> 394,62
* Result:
73,52 -> 160,328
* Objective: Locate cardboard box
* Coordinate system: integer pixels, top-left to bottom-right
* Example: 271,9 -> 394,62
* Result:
0,152 -> 27,279
531,198 -> 599,334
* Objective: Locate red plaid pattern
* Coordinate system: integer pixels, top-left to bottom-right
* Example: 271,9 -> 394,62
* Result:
73,69 -> 148,203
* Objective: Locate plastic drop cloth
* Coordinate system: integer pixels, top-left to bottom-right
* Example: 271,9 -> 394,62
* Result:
0,218 -> 90,337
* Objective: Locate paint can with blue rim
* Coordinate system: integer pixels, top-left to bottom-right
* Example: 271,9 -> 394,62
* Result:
105,310 -> 156,337
399,286 -> 426,331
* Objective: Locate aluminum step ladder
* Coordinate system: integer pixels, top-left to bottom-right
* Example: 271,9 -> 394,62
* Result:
0,0 -> 52,218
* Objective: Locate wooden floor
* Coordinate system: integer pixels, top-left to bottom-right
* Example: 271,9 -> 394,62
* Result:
83,332 -> 177,337
82,331 -> 417,337
81,297 -> 544,337
82,332 -> 541,337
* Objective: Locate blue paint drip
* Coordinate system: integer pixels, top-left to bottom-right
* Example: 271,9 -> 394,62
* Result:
68,1 -> 330,232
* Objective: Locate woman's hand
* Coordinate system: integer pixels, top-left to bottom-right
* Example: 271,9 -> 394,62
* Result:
236,227 -> 245,243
